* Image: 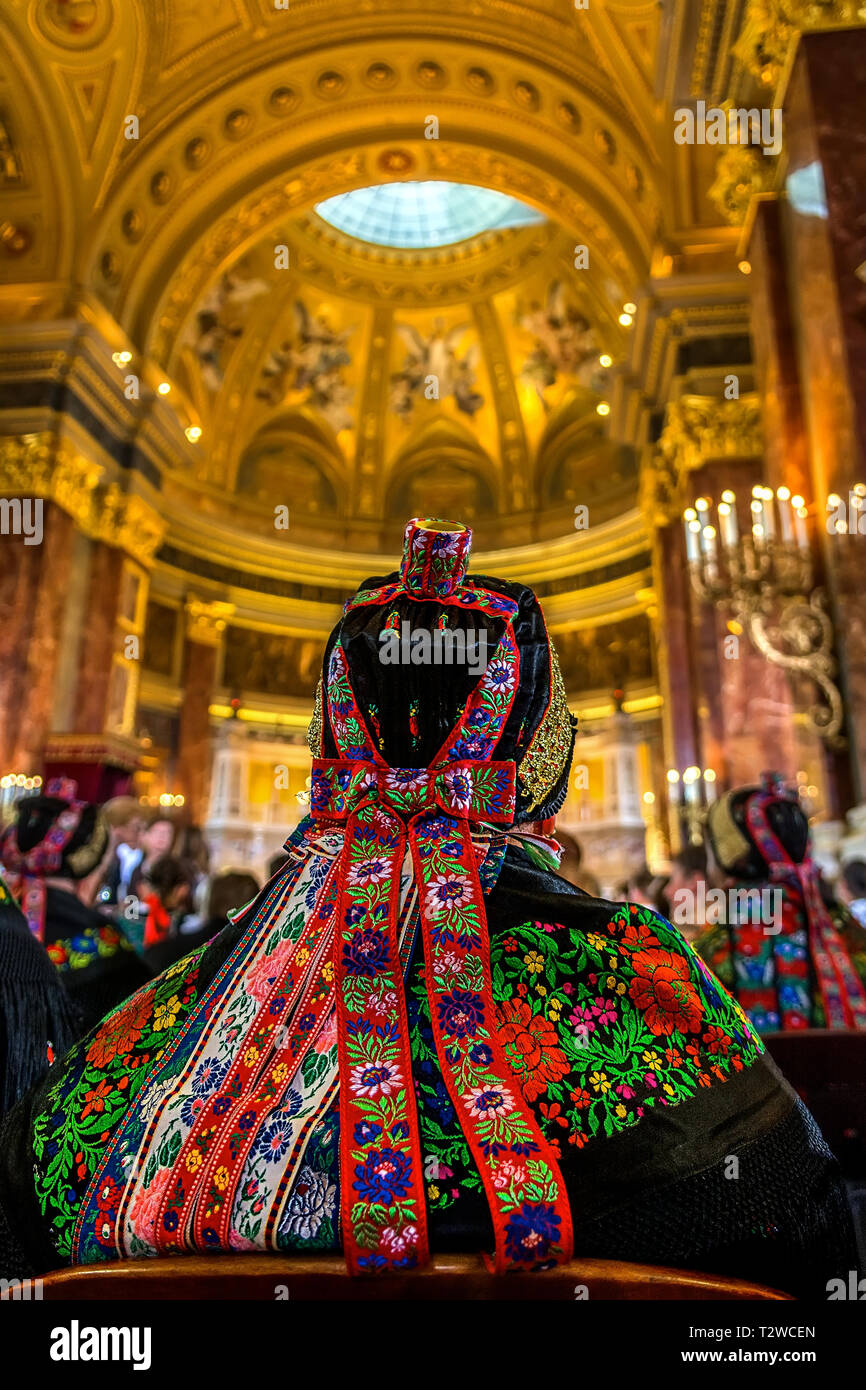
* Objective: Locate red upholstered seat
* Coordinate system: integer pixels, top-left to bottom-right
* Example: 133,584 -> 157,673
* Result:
38,1253 -> 792,1301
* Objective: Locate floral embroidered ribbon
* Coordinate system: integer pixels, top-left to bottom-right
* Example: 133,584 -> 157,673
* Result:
312,757 -> 574,1275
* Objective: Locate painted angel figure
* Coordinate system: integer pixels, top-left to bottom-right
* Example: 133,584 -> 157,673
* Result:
391,318 -> 484,417
185,269 -> 270,392
519,280 -> 597,408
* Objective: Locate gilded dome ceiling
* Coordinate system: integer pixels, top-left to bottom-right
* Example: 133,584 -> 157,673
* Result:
160,191 -> 637,547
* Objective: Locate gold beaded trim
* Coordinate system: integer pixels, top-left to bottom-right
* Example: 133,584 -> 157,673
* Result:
65,810 -> 110,877
307,678 -> 324,757
518,643 -> 576,815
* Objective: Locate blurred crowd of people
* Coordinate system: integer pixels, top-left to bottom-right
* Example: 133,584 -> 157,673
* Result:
0,782 -> 272,1112
2,771 -> 866,1117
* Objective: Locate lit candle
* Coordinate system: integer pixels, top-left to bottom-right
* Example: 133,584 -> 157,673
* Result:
667,770 -> 681,805
683,766 -> 701,805
701,523 -> 718,581
791,495 -> 808,550
718,501 -> 737,549
776,486 -> 793,543
685,517 -> 701,563
703,769 -> 718,803
750,496 -> 765,547
761,487 -> 776,542
700,523 -> 717,560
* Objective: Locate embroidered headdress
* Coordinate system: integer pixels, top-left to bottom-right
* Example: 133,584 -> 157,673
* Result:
707,772 -> 866,1030
308,517 -> 577,821
0,779 -> 109,941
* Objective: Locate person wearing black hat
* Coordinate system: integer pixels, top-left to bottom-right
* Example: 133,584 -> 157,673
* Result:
0,526 -> 855,1297
700,772 -> 866,1034
0,779 -> 151,1035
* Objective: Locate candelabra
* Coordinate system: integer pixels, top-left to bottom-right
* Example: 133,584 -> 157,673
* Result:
683,485 -> 844,745
666,766 -> 717,847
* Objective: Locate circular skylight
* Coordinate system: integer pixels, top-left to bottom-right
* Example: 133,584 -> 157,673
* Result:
315,181 -> 544,249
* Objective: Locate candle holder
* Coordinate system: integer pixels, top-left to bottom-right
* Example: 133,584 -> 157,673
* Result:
683,486 -> 844,745
666,766 -> 717,847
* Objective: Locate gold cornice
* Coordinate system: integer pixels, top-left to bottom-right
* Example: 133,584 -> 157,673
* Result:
287,215 -> 559,308
0,431 -> 166,563
732,0 -> 866,97
708,144 -> 778,227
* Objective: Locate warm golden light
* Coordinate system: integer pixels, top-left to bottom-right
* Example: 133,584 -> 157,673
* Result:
599,353 -> 612,368
618,312 -> 633,327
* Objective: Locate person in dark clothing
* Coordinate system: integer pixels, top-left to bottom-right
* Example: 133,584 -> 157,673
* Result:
0,525 -> 856,1297
0,780 -> 151,1036
698,775 -> 866,1034
143,868 -> 260,976
140,854 -> 195,950
0,873 -> 82,1116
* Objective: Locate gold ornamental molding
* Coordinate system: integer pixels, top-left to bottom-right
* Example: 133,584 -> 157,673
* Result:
0,431 -> 101,528
641,394 -> 764,528
708,144 -> 777,226
0,431 -> 166,563
733,0 -> 866,93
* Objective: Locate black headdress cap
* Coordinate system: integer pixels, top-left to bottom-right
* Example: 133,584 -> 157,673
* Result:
309,518 -> 577,824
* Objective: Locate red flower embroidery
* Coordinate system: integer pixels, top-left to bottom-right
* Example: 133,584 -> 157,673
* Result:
80,1079 -> 112,1120
86,991 -> 153,1068
628,949 -> 704,1036
496,998 -> 570,1102
621,918 -> 661,951
703,1024 -> 732,1056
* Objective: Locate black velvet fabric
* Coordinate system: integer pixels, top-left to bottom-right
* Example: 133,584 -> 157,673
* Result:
0,892 -> 83,1116
323,568 -> 576,822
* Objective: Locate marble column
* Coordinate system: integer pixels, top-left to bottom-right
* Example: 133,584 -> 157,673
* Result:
73,541 -> 126,734
0,503 -> 76,772
747,197 -> 811,501
783,28 -> 866,800
747,192 -> 851,814
176,600 -> 233,822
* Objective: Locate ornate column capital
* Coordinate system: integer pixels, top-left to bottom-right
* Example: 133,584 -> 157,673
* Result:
184,597 -> 235,646
0,432 -> 103,528
641,395 -> 764,530
0,432 -> 166,564
92,484 -> 166,565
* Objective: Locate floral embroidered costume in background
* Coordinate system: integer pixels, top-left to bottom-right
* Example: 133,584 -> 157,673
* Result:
0,522 -> 855,1295
698,774 -> 866,1035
